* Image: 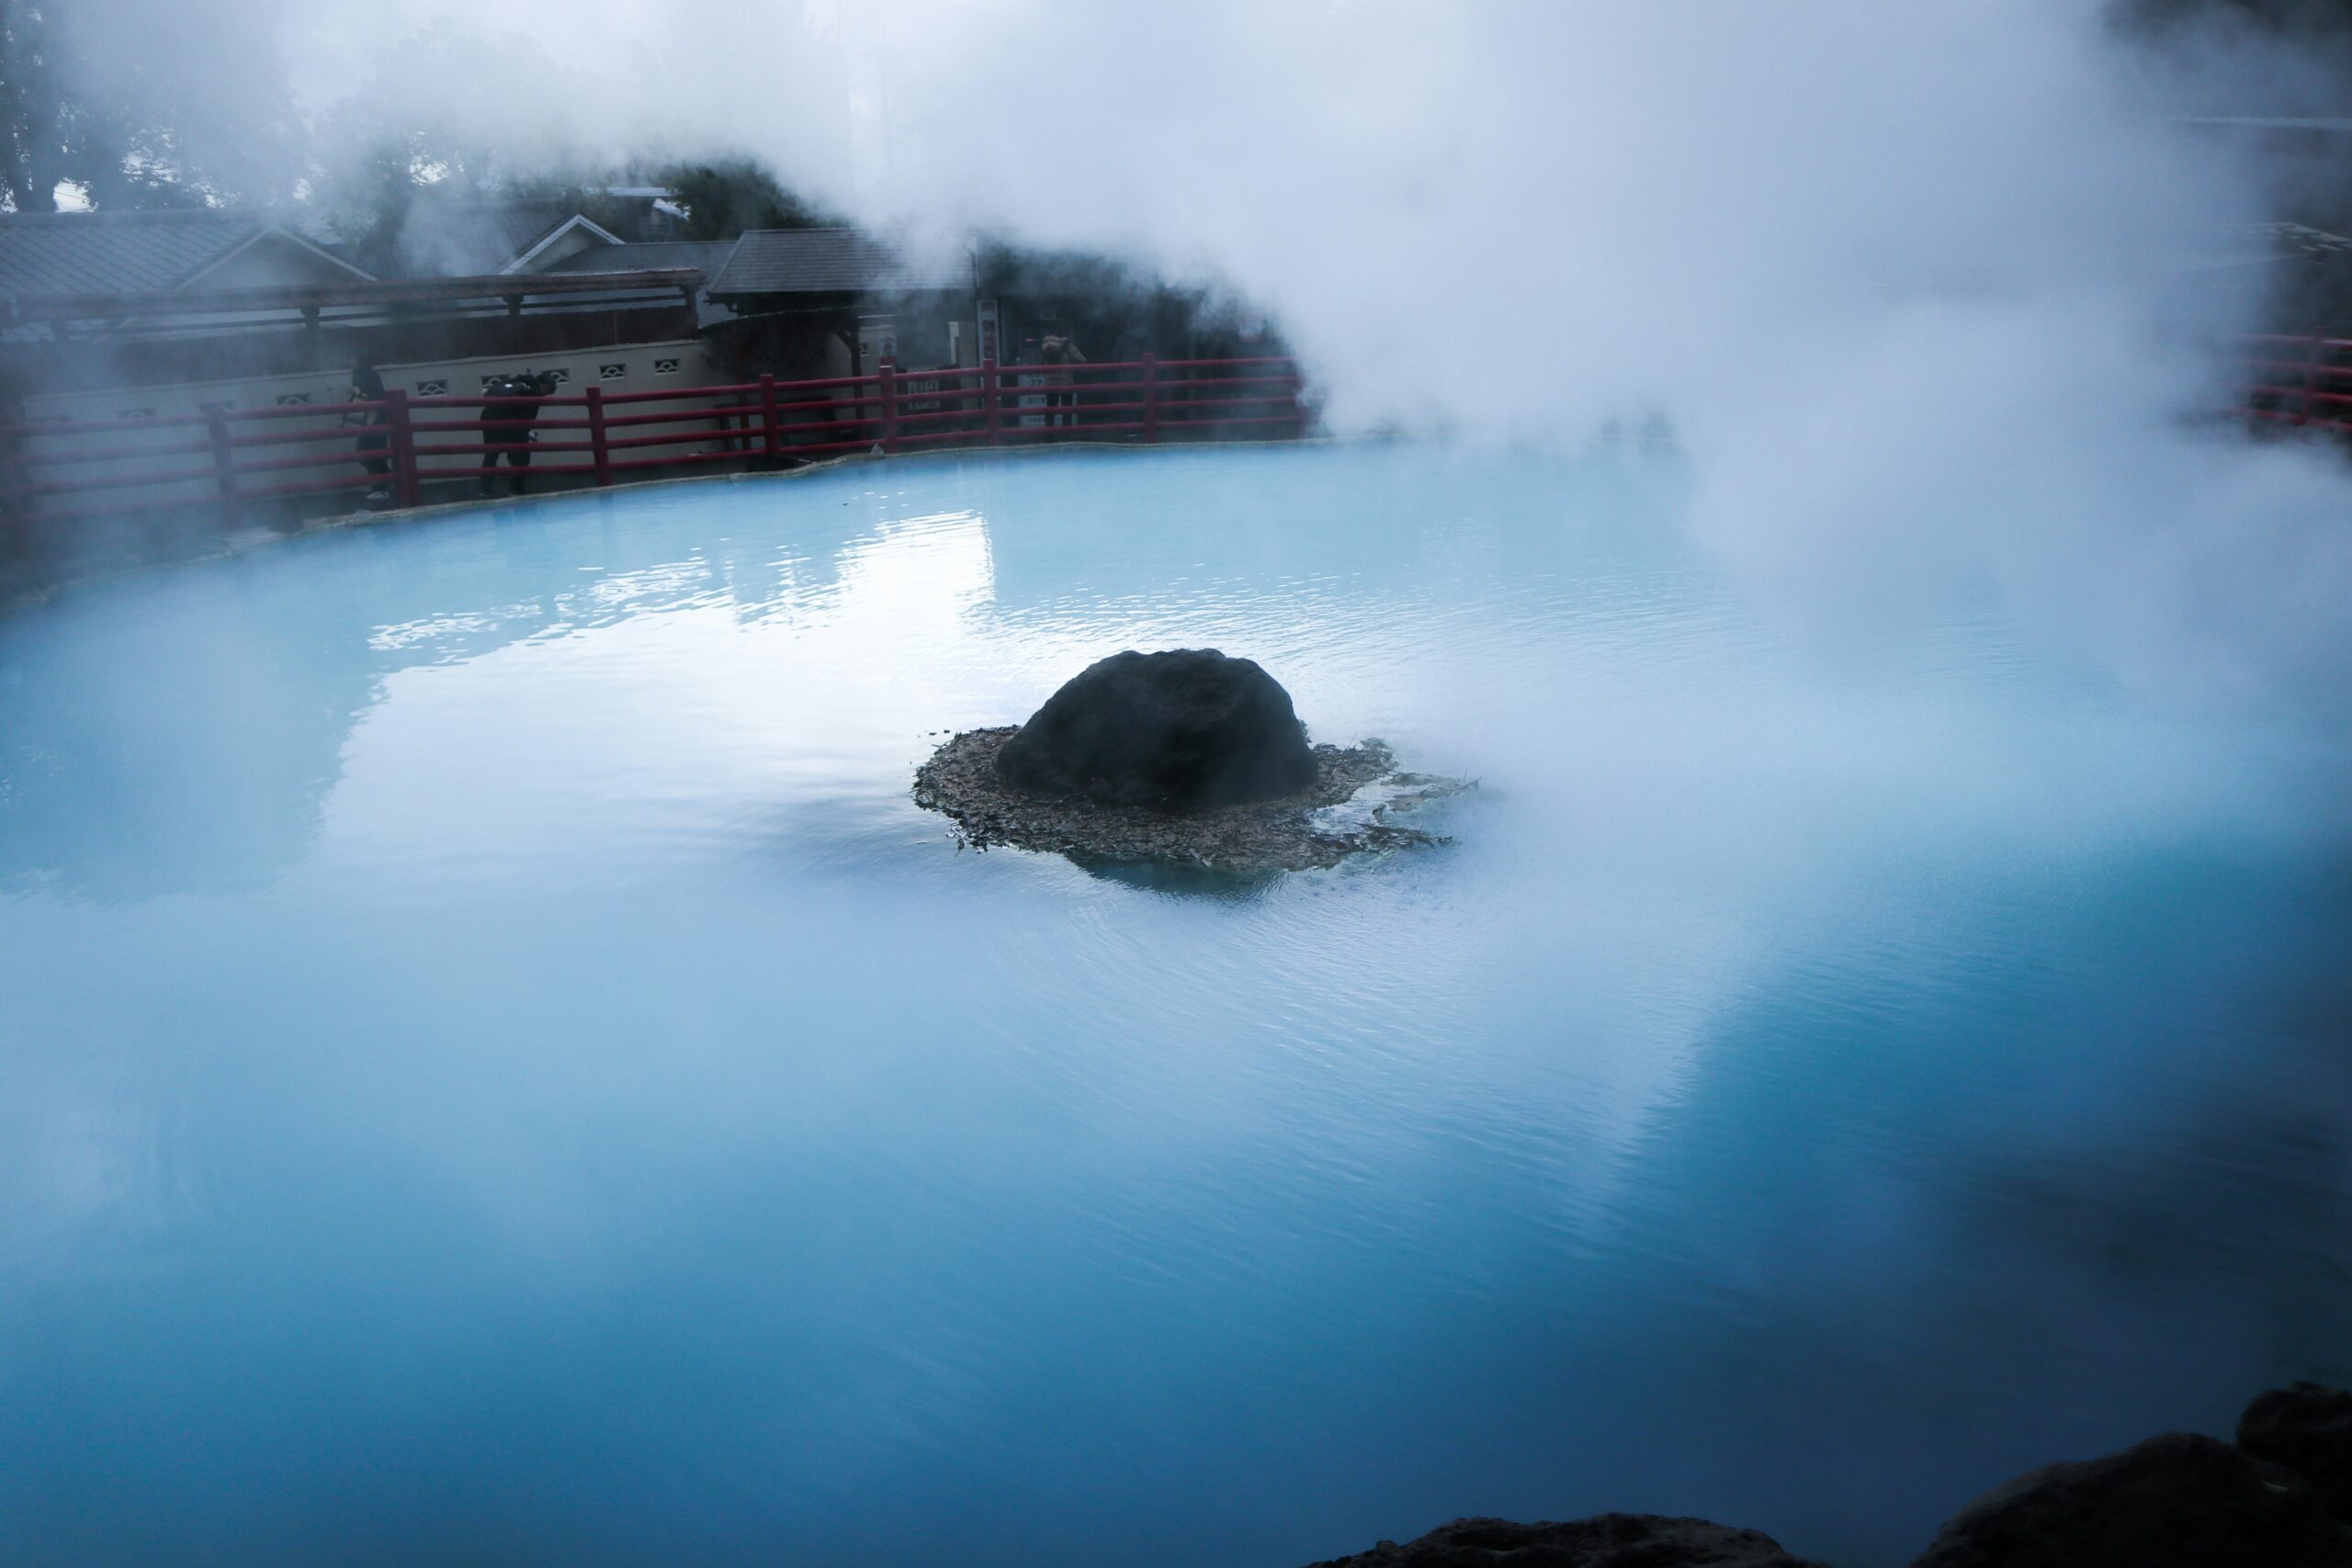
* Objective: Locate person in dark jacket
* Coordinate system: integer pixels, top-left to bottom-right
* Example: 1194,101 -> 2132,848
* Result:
480,370 -> 559,496
1039,334 -> 1084,427
345,360 -> 392,502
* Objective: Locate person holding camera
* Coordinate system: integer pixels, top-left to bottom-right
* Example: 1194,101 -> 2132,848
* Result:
480,370 -> 559,496
345,359 -> 392,503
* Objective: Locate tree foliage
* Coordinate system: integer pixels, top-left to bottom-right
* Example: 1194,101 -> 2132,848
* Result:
0,0 -> 299,211
651,159 -> 831,240
2,0 -> 124,211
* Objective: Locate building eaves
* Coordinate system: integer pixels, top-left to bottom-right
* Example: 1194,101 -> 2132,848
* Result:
184,224 -> 375,287
503,214 -> 627,274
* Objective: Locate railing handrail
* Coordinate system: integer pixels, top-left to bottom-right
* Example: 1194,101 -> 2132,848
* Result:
0,357 -> 1303,440
2226,330 -> 2352,435
0,354 -> 1311,530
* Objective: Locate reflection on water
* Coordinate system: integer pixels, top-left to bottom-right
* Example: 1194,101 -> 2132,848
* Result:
1067,855 -> 1283,899
1,446 -> 2348,1567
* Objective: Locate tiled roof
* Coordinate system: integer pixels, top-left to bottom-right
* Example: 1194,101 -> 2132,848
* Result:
538,239 -> 740,276
539,240 -> 741,327
0,209 -> 271,297
707,229 -> 968,299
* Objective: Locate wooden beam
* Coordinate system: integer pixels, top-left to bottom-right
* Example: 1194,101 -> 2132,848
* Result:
6,269 -> 708,325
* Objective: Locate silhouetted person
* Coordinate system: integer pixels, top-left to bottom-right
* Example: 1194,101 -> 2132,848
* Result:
1040,333 -> 1084,427
345,360 -> 391,503
480,371 -> 557,496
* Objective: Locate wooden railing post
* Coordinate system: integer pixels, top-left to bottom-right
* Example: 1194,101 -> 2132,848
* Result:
2302,334 -> 2326,428
584,384 -> 614,487
1140,352 -> 1159,445
383,388 -> 422,508
201,402 -> 242,529
981,356 -> 1001,446
760,373 -> 782,460
878,359 -> 899,455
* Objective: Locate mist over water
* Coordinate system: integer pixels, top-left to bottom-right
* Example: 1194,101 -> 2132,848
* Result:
15,3 -> 2352,1560
241,0 -> 2352,717
2,448 -> 2348,1564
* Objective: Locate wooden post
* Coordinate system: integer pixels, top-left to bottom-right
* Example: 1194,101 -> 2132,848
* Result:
585,384 -> 614,487
981,355 -> 1001,446
1140,352 -> 1159,445
878,359 -> 899,455
384,388 -> 422,508
201,402 -> 242,530
760,373 -> 782,460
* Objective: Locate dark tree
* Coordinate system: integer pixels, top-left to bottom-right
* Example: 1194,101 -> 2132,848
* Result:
657,159 -> 831,239
0,2 -> 95,212
0,0 -> 299,211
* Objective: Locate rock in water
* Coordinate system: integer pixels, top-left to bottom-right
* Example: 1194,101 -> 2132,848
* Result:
1304,1513 -> 1831,1567
2240,1382 -> 2352,1527
994,649 -> 1319,810
917,729 -> 1458,874
917,649 -> 1464,874
1905,1432 -> 2352,1568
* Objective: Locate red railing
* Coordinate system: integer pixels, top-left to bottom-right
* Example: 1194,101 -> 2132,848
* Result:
0,355 -> 1307,543
2227,333 -> 2352,434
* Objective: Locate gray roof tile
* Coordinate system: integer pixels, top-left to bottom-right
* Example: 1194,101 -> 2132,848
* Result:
0,209 -> 270,298
537,239 -> 739,276
707,229 -> 967,299
538,240 -> 741,327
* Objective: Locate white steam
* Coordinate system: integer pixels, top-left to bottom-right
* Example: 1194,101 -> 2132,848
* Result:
174,4 -> 2352,716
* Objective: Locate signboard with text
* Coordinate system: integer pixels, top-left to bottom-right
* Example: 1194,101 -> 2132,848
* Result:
977,298 -> 1000,363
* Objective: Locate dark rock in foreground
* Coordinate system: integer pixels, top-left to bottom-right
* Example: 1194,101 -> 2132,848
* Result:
1300,1383 -> 2352,1568
1305,1513 -> 1831,1568
918,727 -> 1459,874
1905,1430 -> 2350,1567
994,649 -> 1318,810
2241,1382 -> 2352,1527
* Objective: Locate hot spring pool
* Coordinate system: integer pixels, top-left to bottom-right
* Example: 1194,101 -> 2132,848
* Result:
2,445 -> 2347,1565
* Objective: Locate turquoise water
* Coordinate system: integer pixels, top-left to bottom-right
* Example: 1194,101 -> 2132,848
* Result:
2,446 -> 2347,1566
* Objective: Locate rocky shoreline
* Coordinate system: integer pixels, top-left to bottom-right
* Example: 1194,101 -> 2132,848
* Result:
913,727 -> 1464,874
1303,1382 -> 2352,1567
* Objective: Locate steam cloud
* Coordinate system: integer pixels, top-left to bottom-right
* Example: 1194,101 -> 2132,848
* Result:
111,3 -> 2352,717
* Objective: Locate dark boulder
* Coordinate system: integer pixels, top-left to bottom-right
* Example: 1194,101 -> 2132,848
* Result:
1906,1431 -> 2352,1568
2241,1382 -> 2352,1526
994,649 -> 1319,810
1304,1513 -> 1831,1567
